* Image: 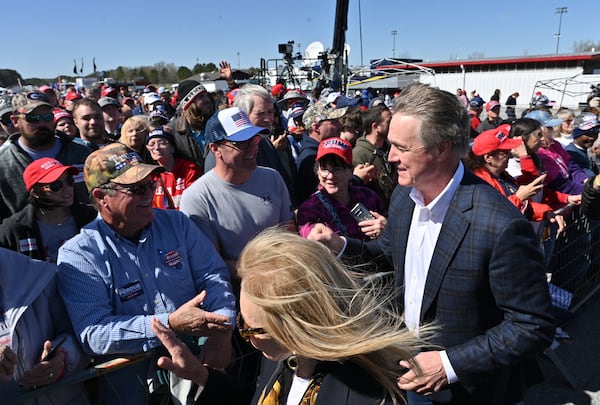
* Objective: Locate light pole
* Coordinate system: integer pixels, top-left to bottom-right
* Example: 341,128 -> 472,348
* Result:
555,7 -> 567,54
358,0 -> 364,66
391,30 -> 397,59
237,52 -> 240,69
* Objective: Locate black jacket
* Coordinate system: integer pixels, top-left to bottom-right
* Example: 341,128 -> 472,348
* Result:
582,175 -> 600,220
0,203 -> 97,260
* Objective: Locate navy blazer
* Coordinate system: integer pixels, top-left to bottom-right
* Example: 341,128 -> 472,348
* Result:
347,169 -> 555,404
253,358 -> 396,405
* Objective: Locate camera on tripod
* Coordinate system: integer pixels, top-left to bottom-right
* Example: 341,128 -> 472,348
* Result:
278,41 -> 295,58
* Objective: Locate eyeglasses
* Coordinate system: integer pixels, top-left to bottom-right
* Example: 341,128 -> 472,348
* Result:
102,180 -> 157,196
318,166 -> 348,176
147,140 -> 171,148
42,176 -> 75,192
221,137 -> 257,151
20,113 -> 54,123
237,312 -> 266,342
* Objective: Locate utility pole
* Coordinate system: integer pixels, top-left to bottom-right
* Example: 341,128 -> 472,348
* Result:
358,0 -> 364,66
555,7 -> 567,54
391,30 -> 398,59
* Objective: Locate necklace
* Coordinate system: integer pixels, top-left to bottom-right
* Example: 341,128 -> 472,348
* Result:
37,208 -> 72,226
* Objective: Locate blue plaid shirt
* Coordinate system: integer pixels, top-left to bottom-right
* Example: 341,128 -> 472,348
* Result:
57,209 -> 235,356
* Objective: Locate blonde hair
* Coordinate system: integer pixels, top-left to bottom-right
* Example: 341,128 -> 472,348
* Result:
119,115 -> 149,150
237,228 -> 434,403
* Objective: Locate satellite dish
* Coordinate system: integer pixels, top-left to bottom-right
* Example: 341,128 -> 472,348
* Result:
303,41 -> 325,66
344,43 -> 351,57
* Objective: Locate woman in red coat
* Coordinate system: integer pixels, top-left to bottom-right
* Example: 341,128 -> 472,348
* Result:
465,125 -> 566,231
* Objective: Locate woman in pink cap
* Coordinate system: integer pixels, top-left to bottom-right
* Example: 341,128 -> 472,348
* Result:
0,158 -> 96,262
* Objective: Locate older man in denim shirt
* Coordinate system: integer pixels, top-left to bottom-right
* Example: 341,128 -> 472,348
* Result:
57,143 -> 236,404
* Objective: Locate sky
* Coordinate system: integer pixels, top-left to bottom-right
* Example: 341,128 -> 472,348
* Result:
2,0 -> 594,80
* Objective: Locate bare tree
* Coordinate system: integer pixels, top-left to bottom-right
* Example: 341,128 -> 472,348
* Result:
572,40 -> 600,52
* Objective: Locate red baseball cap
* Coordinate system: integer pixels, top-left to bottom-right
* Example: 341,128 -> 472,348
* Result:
316,137 -> 353,165
23,158 -> 79,192
485,101 -> 501,111
65,91 -> 83,101
472,124 -> 522,156
53,108 -> 73,124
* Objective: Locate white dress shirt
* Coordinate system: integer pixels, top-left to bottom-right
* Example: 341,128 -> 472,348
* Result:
404,162 -> 464,384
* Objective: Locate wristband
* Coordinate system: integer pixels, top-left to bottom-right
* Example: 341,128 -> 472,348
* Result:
594,175 -> 600,189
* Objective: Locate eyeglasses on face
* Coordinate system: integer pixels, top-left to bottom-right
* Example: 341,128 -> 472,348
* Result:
147,139 -> 171,148
237,312 -> 266,342
42,175 -> 75,192
221,137 -> 257,151
102,180 -> 157,196
318,166 -> 347,176
20,113 -> 54,123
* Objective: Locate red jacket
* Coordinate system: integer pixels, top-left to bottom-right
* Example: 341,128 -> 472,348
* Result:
473,167 -> 553,221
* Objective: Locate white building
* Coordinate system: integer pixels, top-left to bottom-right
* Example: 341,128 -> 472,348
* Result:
349,52 -> 600,111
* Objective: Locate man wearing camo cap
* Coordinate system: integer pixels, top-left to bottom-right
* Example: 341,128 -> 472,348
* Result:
57,142 -> 236,404
0,91 -> 91,220
296,102 -> 348,202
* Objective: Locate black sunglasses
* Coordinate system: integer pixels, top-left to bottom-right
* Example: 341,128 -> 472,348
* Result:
221,137 -> 257,151
42,176 -> 75,192
21,113 -> 54,123
237,312 -> 266,342
102,180 -> 157,196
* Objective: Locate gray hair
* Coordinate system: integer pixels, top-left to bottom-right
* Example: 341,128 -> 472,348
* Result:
233,84 -> 272,114
391,83 -> 470,158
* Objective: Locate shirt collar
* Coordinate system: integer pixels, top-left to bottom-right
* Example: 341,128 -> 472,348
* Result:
409,161 -> 464,222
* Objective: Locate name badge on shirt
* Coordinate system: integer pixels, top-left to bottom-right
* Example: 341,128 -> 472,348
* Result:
158,249 -> 183,269
117,281 -> 144,303
19,238 -> 38,252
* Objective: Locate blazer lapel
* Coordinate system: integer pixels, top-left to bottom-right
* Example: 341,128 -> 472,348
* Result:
390,189 -> 414,303
419,183 -> 473,322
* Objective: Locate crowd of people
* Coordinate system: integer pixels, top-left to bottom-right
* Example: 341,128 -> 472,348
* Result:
1,66 -> 599,405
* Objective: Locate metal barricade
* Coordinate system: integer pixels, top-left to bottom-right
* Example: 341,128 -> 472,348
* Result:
547,206 -> 600,313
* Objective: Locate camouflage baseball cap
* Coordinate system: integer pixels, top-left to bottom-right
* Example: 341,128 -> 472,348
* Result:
12,91 -> 52,114
84,143 -> 164,192
302,102 -> 348,129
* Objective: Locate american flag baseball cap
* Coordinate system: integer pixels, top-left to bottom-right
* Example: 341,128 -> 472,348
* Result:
205,107 -> 269,144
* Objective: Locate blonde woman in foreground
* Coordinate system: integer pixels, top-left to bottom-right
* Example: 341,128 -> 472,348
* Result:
151,227 -> 432,404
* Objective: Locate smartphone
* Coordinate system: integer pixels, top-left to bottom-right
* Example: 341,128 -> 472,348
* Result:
42,335 -> 66,362
349,202 -> 375,222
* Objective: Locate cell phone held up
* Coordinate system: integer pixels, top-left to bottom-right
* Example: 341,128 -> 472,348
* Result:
349,203 -> 375,223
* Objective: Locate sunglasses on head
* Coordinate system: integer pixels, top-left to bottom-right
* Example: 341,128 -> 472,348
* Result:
21,113 -> 54,123
102,180 -> 157,196
237,312 -> 266,342
42,175 -> 75,192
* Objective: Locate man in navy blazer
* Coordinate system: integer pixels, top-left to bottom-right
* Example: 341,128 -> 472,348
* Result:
308,83 -> 555,404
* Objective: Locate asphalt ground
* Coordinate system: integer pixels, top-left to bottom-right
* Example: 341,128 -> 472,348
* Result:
525,291 -> 600,404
